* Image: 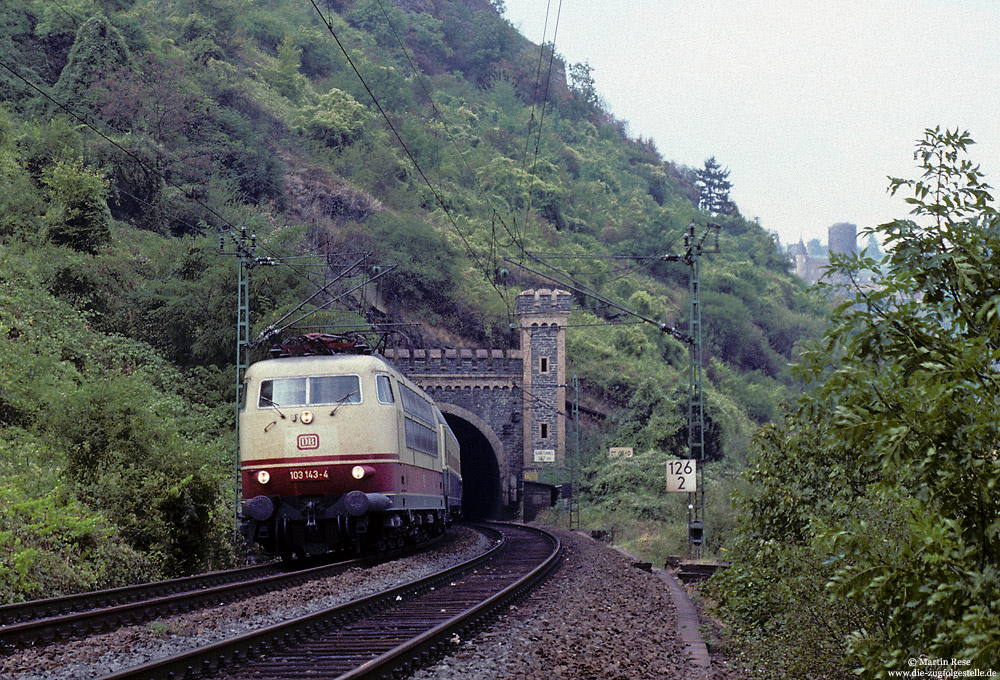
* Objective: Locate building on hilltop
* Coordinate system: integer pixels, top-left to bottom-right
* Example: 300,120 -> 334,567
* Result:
787,238 -> 826,285
786,222 -> 857,286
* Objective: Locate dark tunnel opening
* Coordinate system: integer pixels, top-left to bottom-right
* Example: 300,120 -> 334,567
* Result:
444,414 -> 502,520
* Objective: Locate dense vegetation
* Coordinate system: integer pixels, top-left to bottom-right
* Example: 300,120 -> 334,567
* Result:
1,0 -> 826,602
711,128 -> 1000,676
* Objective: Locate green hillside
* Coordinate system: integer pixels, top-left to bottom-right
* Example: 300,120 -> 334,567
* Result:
0,0 -> 828,599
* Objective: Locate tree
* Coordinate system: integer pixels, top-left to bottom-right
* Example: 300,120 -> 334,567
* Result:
806,237 -> 825,257
862,234 -> 884,260
568,60 -> 601,112
348,0 -> 407,51
713,127 -> 1000,676
292,87 -> 371,149
42,158 -> 112,253
696,156 -> 735,216
52,16 -> 133,112
262,35 -> 308,103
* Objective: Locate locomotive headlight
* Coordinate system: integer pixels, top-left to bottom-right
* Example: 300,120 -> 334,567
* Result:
355,465 -> 382,481
256,470 -> 271,485
300,411 -> 314,424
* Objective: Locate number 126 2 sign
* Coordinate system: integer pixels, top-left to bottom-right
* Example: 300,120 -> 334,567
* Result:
666,459 -> 697,493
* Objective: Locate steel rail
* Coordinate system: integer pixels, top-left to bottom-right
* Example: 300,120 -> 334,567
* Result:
0,539 -> 441,653
338,523 -> 562,680
0,563 -> 281,628
92,524 -> 547,680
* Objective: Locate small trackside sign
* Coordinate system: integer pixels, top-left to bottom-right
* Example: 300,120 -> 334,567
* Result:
297,433 -> 320,450
666,459 -> 696,493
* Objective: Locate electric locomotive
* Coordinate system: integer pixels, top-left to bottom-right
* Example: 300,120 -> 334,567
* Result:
238,335 -> 462,560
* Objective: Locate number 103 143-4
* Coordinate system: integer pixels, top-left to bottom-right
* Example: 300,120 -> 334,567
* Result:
289,468 -> 329,481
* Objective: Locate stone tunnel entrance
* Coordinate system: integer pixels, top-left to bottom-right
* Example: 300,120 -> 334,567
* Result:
443,414 -> 503,520
384,289 -> 573,520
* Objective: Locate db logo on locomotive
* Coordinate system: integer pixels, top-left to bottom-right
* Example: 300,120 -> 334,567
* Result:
297,433 -> 320,450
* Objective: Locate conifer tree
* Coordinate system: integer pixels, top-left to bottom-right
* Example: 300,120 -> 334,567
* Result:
696,156 -> 735,215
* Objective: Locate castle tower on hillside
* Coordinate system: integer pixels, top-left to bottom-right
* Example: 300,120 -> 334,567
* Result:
829,222 -> 858,257
826,222 -> 858,290
789,239 -> 809,281
515,289 -> 572,477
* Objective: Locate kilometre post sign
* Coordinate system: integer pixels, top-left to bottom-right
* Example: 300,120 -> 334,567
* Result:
666,459 -> 696,493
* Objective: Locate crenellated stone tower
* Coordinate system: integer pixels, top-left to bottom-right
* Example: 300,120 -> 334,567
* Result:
516,288 -> 572,480
383,288 -> 573,517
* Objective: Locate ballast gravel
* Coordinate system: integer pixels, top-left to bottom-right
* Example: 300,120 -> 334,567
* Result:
2,525 -> 740,680
412,527 -> 718,680
1,528 -> 493,680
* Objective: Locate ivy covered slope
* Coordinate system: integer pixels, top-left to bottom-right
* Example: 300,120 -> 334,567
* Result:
1,0 -> 827,597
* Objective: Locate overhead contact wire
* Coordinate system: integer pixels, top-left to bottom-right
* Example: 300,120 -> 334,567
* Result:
0,56 -> 366,321
307,0 -> 515,323
522,0 -> 563,244
514,0 -> 553,253
0,57 -> 237,232
369,0 -> 519,319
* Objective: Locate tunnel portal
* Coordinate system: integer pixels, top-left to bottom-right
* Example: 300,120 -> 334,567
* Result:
445,414 -> 502,520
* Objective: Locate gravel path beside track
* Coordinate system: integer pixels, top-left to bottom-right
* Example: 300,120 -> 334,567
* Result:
411,527 -> 742,680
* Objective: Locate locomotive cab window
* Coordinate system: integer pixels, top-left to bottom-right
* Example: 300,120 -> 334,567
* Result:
258,375 -> 361,408
259,377 -> 306,407
310,376 -> 361,405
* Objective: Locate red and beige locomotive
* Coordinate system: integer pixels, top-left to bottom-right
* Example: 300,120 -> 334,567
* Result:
239,335 -> 462,560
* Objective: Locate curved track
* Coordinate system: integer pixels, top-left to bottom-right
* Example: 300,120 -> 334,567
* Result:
0,542 -> 436,653
96,523 -> 561,680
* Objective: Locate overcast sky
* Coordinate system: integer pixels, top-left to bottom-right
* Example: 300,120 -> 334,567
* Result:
501,0 -> 1000,248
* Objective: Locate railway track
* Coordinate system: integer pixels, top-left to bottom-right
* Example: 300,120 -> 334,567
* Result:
0,541 -> 437,653
0,563 -> 280,628
89,523 -> 560,680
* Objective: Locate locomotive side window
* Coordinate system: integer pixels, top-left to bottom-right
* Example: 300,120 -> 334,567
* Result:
258,375 -> 360,407
404,418 -> 438,455
376,375 -> 395,404
310,376 -> 361,405
399,384 -> 436,424
400,383 -> 437,455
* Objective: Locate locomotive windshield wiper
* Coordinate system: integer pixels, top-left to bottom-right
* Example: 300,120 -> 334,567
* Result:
330,391 -> 358,416
260,395 -> 286,419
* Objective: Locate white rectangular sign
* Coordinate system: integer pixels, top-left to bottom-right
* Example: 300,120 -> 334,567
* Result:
666,459 -> 697,493
609,447 -> 634,458
533,449 -> 556,463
